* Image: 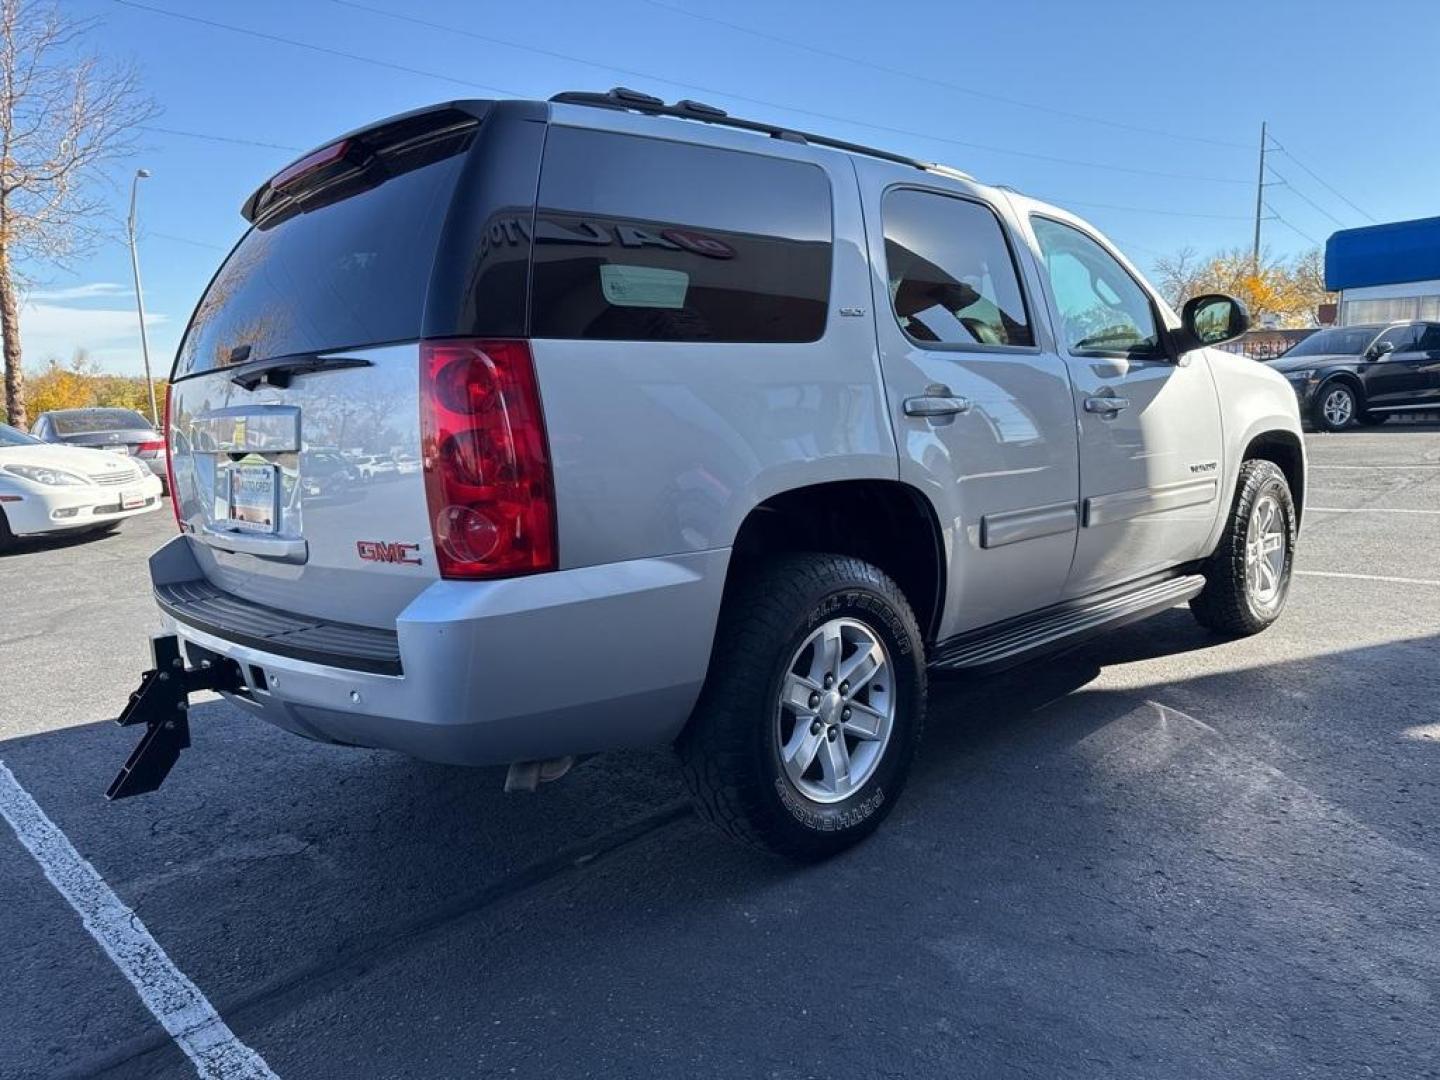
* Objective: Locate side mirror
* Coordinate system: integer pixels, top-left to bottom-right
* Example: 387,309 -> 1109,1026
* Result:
1177,293 -> 1249,351
1367,340 -> 1395,360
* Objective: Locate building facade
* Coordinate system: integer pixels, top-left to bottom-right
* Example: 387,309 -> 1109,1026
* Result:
1326,216 -> 1440,325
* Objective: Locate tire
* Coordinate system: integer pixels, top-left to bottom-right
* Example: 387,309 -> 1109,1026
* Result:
1190,459 -> 1297,637
678,553 -> 926,861
0,509 -> 14,553
1358,411 -> 1389,426
1312,381 -> 1358,431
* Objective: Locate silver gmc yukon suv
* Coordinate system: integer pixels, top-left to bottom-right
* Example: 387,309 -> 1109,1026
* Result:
110,89 -> 1305,860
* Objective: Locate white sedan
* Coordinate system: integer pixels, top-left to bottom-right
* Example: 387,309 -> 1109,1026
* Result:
0,422 -> 165,549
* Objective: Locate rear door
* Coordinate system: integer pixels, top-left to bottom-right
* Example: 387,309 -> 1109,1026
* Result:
167,108 -> 505,630
857,163 -> 1081,635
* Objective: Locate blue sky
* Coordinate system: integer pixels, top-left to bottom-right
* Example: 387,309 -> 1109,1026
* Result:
33,0 -> 1440,375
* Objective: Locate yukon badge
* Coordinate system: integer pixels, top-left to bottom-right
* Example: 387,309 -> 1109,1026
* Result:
357,540 -> 422,566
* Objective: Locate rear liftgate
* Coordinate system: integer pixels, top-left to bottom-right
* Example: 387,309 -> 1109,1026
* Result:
106,635 -> 244,800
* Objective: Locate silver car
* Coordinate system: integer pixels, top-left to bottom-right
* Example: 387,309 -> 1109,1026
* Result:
114,89 -> 1305,859
32,407 -> 168,491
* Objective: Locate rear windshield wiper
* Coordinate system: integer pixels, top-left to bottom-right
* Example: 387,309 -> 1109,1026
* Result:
228,352 -> 372,391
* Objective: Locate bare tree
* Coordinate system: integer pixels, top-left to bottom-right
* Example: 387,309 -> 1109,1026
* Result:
0,0 -> 155,428
1153,246 -> 1204,312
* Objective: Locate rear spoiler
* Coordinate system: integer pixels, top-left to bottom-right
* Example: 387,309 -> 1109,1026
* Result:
241,100 -> 496,224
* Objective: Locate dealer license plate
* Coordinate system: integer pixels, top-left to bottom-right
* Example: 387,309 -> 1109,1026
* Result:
227,464 -> 278,532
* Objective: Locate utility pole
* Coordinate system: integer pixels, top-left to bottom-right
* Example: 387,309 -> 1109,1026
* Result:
127,168 -> 159,428
1252,121 -> 1267,272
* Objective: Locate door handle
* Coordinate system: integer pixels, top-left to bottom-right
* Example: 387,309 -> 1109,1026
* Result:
1084,396 -> 1131,414
904,394 -> 973,418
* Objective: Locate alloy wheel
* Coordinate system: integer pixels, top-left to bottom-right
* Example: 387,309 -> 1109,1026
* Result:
774,617 -> 896,804
1322,387 -> 1353,427
1245,493 -> 1287,609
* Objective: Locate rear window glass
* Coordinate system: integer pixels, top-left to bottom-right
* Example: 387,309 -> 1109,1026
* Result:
50,409 -> 151,434
174,151 -> 464,378
530,128 -> 833,343
0,422 -> 41,446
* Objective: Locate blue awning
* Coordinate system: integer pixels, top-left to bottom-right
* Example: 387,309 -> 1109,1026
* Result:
1326,216 -> 1440,291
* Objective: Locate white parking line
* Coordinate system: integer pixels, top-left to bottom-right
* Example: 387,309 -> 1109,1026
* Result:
0,761 -> 279,1080
1309,507 -> 1440,515
1297,570 -> 1440,587
1308,464 -> 1440,470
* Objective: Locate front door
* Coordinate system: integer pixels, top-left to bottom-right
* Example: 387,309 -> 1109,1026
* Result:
1363,324 -> 1436,408
859,167 -> 1081,637
1026,215 -> 1225,598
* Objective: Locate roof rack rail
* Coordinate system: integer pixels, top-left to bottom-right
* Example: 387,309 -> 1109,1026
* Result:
549,87 -> 963,175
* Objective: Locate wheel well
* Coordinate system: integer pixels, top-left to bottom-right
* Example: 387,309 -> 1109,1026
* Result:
1243,431 -> 1306,521
728,481 -> 945,642
1318,371 -> 1363,404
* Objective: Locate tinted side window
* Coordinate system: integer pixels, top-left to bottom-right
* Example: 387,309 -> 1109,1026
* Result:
531,128 -> 832,343
1032,217 -> 1164,359
1419,324 -> 1440,351
882,189 -> 1032,348
1377,325 -> 1422,352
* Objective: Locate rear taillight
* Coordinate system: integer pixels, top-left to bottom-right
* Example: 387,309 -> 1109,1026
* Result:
163,385 -> 181,530
419,339 -> 555,579
136,439 -> 164,455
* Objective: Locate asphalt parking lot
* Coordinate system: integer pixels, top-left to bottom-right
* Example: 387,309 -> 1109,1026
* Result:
2,425 -> 1438,1080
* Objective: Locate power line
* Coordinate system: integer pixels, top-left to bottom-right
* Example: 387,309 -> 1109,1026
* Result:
110,0 -> 520,96
138,125 -> 302,152
116,0 -> 1255,224
145,231 -> 230,252
639,0 -> 1252,151
1267,135 -> 1377,223
1262,204 -> 1319,246
1105,236 -> 1167,258
1057,198 -> 1251,221
320,0 -> 1248,187
1266,169 -> 1348,229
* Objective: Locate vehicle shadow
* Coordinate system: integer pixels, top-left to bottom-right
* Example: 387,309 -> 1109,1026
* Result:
1311,417 -> 1440,435
0,517 -> 153,558
5,627 -> 1438,1080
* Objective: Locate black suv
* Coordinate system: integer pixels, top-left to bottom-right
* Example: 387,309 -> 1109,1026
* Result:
1268,322 -> 1440,431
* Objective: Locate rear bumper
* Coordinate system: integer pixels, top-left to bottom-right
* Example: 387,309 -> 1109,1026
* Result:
149,536 -> 728,766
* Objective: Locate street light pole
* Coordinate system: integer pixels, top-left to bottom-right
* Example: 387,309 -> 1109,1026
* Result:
127,168 -> 159,428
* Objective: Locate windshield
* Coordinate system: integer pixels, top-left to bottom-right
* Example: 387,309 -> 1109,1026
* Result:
0,422 -> 41,446
1279,327 -> 1376,358
50,409 -> 152,435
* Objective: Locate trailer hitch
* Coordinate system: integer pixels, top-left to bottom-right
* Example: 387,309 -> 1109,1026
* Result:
106,635 -> 244,800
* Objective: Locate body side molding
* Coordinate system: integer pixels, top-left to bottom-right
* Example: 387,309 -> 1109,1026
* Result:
1083,477 -> 1218,528
980,501 -> 1079,549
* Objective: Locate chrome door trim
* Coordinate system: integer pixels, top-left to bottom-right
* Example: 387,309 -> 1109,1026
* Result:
1083,477 -> 1218,528
189,405 -> 302,453
980,501 -> 1079,549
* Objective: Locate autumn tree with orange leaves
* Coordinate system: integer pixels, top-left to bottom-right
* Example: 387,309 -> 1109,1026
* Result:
1154,246 -> 1336,329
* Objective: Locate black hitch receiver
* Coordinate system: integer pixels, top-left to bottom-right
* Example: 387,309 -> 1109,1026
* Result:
106,635 -> 244,800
